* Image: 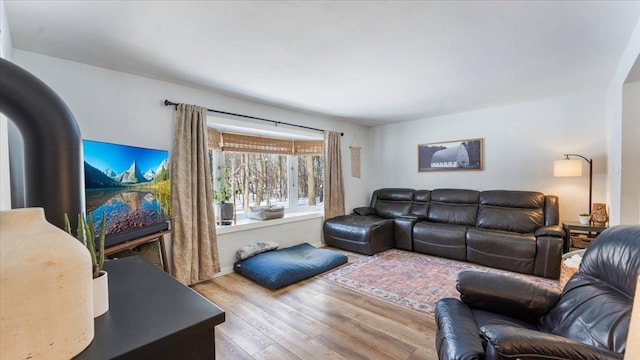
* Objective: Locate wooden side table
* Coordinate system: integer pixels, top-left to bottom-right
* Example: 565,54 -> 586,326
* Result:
562,221 -> 608,253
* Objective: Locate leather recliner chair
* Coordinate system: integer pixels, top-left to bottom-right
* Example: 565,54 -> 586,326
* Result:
435,225 -> 640,360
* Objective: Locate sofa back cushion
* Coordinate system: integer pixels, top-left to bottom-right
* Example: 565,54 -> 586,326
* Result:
427,189 -> 479,226
410,190 -> 431,218
476,191 -> 544,233
371,188 -> 414,219
580,225 -> 640,299
539,226 -> 640,354
538,274 -> 631,353
544,195 -> 560,226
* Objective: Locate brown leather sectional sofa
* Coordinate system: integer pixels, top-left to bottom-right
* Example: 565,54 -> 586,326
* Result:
323,188 -> 565,279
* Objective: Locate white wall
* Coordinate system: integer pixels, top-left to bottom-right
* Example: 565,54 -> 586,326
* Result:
606,18 -> 640,225
369,92 -> 608,222
0,0 -> 13,210
12,49 -> 371,270
621,81 -> 640,224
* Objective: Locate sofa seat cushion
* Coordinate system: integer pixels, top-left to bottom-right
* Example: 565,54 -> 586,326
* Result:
324,215 -> 390,238
472,309 -> 538,331
466,228 -> 536,274
413,222 -> 468,261
323,215 -> 394,255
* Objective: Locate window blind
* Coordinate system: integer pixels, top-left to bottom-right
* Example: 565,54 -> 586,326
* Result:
207,128 -> 222,150
207,128 -> 323,156
294,140 -> 323,156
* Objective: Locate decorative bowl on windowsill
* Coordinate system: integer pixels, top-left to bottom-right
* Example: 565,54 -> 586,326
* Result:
578,214 -> 590,225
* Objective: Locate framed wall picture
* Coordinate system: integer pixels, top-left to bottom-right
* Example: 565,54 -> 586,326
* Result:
418,138 -> 483,172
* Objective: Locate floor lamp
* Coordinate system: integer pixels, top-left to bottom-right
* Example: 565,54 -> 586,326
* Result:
554,153 -> 593,214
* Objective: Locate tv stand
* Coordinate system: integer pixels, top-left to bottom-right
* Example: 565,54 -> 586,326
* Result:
105,229 -> 171,272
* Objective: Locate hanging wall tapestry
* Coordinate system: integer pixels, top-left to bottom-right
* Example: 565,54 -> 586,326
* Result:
349,136 -> 361,178
418,138 -> 483,172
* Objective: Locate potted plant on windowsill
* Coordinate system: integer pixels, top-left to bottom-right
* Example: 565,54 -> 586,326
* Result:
213,167 -> 241,222
65,211 -> 109,317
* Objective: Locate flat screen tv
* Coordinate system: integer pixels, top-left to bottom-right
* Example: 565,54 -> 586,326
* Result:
83,139 -> 170,248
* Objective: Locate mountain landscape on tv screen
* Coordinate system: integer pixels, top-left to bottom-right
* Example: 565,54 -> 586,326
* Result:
83,140 -> 170,238
85,158 -> 169,188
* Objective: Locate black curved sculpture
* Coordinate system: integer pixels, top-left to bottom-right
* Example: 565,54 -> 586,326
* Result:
0,57 -> 84,230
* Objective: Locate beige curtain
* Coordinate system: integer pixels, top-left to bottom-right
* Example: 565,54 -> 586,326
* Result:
171,103 -> 220,285
323,131 -> 345,220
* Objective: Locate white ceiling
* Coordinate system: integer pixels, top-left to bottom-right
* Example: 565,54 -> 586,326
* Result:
5,1 -> 640,126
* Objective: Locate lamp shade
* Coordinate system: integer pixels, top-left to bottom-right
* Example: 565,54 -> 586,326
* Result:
626,276 -> 640,360
554,159 -> 582,177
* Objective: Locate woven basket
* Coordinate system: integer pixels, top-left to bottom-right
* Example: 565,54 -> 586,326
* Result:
559,261 -> 578,288
560,249 -> 586,288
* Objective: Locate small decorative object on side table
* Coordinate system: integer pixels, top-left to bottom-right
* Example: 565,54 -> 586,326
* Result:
578,213 -> 590,225
590,202 -> 609,226
562,221 -> 608,253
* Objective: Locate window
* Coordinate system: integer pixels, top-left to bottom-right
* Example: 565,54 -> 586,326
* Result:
297,155 -> 324,208
222,152 -> 290,211
209,128 -> 323,218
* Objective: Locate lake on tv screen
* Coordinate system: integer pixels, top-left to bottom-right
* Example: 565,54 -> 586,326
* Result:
86,189 -> 169,236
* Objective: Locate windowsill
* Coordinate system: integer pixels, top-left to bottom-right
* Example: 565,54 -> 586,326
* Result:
216,211 -> 324,235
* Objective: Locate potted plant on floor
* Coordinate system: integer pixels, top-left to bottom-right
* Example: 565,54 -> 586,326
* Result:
65,211 -> 109,317
213,167 -> 241,223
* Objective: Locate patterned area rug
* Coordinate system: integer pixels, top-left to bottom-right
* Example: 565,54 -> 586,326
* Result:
319,249 -> 561,317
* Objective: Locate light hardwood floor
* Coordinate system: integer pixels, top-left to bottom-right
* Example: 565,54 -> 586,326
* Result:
193,256 -> 439,360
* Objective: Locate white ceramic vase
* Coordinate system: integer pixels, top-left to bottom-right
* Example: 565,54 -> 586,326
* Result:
578,215 -> 590,225
0,208 -> 94,359
93,270 -> 109,317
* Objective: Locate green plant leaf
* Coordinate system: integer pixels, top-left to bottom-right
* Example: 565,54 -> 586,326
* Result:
76,214 -> 85,245
98,211 -> 106,271
82,214 -> 98,277
64,213 -> 71,234
213,166 -> 235,203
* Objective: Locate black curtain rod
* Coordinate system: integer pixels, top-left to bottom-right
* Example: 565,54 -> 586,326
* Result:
163,100 -> 343,136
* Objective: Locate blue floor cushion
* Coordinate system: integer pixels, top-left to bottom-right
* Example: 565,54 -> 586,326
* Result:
234,243 -> 348,290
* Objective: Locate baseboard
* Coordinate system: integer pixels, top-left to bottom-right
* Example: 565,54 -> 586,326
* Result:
216,266 -> 235,277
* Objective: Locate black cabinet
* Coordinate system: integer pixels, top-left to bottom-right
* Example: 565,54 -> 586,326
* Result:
74,257 -> 225,360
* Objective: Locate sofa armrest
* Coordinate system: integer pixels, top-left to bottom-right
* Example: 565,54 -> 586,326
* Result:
457,271 -> 560,322
435,298 -> 485,360
533,235 -> 563,279
481,325 -> 623,360
393,216 -> 417,251
352,207 -> 376,216
535,225 -> 565,238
